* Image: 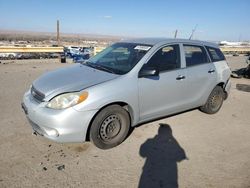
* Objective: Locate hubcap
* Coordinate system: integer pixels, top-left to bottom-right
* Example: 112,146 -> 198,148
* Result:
100,115 -> 121,141
210,91 -> 223,111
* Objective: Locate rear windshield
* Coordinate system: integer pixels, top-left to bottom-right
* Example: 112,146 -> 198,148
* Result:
205,46 -> 225,62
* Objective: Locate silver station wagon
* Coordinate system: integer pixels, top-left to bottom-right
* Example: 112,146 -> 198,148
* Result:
22,38 -> 231,149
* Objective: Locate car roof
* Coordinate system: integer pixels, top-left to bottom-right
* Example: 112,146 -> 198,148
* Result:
122,38 -> 219,48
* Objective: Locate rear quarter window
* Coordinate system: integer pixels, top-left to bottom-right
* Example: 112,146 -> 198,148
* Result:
205,46 -> 225,62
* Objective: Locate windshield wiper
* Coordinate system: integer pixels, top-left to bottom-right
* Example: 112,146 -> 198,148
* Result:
83,61 -> 116,74
93,64 -> 116,74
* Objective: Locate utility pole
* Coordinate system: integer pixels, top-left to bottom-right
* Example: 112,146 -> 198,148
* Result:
238,34 -> 242,42
189,24 -> 198,40
56,20 -> 65,63
57,20 -> 60,46
174,30 -> 178,38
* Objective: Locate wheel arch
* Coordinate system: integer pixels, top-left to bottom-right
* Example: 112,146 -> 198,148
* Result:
217,82 -> 228,99
85,101 -> 134,141
217,82 -> 225,88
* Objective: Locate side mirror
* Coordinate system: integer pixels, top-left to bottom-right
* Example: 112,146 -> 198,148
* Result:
138,66 -> 159,78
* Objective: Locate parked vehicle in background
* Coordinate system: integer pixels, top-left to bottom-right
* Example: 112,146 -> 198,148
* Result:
64,46 -> 93,59
22,38 -> 231,149
0,53 -> 17,60
15,53 -> 38,59
81,47 -> 93,56
72,48 -> 93,63
15,53 -> 61,60
73,53 -> 90,63
16,53 -> 24,59
65,46 -> 81,57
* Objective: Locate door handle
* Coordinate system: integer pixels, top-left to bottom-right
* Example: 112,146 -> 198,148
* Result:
208,69 -> 215,73
176,75 -> 185,80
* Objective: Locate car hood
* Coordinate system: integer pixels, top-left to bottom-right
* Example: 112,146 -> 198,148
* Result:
32,64 -> 120,101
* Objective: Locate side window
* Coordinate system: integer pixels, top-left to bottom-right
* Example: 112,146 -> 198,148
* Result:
184,45 -> 209,67
146,45 -> 180,72
205,46 -> 225,62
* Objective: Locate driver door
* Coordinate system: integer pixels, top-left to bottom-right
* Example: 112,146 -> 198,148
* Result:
138,44 -> 187,121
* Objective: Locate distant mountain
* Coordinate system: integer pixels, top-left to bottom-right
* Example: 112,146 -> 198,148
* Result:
0,29 -> 124,42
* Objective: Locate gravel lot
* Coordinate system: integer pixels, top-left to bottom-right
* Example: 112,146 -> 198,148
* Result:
0,57 -> 249,188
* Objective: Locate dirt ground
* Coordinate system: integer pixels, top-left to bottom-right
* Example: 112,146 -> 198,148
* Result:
0,57 -> 249,188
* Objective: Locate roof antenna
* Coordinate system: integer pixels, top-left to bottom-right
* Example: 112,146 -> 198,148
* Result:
174,29 -> 178,38
189,24 -> 198,40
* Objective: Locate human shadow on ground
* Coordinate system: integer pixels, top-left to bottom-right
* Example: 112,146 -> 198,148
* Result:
138,124 -> 187,188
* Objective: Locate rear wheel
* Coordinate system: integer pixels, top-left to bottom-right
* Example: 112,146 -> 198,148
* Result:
200,86 -> 224,114
90,105 -> 130,149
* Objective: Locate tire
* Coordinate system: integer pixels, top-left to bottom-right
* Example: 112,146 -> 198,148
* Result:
200,86 -> 224,114
90,105 -> 130,149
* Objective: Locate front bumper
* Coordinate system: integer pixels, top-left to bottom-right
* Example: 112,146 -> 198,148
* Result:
22,91 -> 98,143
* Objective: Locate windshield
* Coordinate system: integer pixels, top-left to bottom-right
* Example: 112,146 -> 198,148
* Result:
84,42 -> 152,75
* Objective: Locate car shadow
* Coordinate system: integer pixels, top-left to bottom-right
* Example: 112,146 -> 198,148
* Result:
138,123 -> 187,188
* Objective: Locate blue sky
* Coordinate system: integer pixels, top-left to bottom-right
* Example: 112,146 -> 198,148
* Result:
0,0 -> 249,41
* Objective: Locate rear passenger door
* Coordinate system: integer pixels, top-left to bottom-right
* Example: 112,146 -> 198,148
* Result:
183,44 -> 217,107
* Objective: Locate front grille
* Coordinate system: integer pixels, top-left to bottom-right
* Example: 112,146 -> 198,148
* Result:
31,86 -> 45,102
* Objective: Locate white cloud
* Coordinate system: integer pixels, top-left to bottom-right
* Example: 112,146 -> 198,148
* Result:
103,15 -> 112,19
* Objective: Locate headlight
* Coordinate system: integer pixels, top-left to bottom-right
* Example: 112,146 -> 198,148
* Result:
46,91 -> 88,109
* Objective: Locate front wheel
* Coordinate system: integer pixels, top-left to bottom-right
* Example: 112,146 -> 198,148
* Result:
200,86 -> 224,114
90,105 -> 130,149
